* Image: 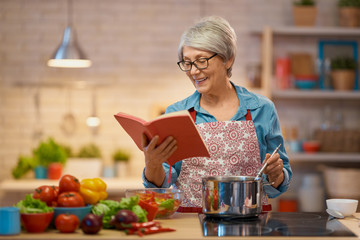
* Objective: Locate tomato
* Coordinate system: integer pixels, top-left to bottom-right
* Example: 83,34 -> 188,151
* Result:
33,185 -> 57,206
57,191 -> 85,207
54,186 -> 60,196
59,174 -> 80,193
55,214 -> 79,233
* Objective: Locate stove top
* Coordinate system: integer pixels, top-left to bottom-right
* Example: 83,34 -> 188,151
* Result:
199,212 -> 356,237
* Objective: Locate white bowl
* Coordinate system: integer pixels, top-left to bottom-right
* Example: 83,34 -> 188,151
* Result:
326,199 -> 358,217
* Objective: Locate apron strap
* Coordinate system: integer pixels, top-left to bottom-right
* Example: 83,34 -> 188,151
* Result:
189,107 -> 196,122
245,109 -> 252,121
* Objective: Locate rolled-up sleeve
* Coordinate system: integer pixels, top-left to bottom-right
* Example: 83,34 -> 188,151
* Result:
142,162 -> 181,188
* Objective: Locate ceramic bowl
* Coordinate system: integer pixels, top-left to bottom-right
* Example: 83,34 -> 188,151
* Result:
326,199 -> 358,217
302,141 -> 321,153
20,212 -> 54,233
295,80 -> 317,90
126,188 -> 183,219
53,205 -> 92,223
294,75 -> 319,81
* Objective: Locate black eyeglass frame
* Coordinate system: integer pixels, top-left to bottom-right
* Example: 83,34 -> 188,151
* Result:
177,53 -> 218,72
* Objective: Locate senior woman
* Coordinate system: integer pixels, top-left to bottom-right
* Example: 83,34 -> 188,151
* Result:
142,16 -> 292,211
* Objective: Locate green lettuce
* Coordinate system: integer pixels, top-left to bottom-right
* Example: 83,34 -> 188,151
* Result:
15,194 -> 53,213
158,198 -> 175,210
91,196 -> 148,228
92,200 -> 122,229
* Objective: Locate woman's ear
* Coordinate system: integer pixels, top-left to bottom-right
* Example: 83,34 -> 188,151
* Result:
225,57 -> 234,69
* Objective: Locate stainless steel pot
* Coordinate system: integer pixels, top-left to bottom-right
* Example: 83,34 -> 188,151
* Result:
202,176 -> 265,218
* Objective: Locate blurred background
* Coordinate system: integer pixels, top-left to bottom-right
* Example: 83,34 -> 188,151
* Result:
0,0 -> 359,212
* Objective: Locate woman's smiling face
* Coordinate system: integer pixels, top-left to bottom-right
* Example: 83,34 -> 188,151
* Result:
182,46 -> 232,95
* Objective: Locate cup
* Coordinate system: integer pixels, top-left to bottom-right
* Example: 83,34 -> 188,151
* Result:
0,207 -> 21,235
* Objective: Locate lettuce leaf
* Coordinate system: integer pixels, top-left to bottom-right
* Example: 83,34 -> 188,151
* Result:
15,194 -> 53,213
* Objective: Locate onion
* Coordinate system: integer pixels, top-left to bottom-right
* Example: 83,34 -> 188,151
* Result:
81,213 -> 103,234
110,210 -> 138,230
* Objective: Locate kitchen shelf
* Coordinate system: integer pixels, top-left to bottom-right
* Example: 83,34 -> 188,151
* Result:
254,26 -> 360,167
272,89 -> 360,100
251,26 -> 360,37
290,152 -> 360,162
257,26 -> 360,100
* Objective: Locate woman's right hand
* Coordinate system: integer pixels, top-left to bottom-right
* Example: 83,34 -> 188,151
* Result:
142,134 -> 177,186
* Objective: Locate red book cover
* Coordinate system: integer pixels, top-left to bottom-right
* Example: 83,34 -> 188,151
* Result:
114,110 -> 210,166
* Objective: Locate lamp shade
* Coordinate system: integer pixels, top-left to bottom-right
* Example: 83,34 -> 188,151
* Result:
47,26 -> 91,68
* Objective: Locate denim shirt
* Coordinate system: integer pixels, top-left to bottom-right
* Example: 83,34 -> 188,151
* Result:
142,83 -> 292,198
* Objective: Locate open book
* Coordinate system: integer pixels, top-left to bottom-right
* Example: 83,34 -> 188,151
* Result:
114,110 -> 210,167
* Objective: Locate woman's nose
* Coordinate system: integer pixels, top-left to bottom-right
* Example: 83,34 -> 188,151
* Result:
190,65 -> 200,75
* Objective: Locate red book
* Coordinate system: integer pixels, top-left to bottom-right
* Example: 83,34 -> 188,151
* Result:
114,110 -> 210,167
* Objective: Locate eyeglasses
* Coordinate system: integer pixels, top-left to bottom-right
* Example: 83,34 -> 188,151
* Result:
177,53 -> 217,72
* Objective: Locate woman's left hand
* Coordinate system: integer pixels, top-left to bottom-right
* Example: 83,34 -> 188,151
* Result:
262,153 -> 284,188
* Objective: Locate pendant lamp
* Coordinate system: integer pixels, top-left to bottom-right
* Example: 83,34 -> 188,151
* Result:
47,0 -> 91,68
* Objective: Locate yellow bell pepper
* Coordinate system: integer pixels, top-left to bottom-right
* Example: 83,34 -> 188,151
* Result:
80,178 -> 108,205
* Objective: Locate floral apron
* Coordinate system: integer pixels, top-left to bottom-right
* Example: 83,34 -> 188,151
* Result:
175,108 -> 269,212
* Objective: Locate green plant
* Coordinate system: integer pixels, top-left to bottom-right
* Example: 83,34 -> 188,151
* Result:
294,0 -> 315,6
12,138 -> 68,179
33,138 -> 67,167
330,56 -> 357,70
112,149 -> 130,162
338,0 -> 360,7
12,155 -> 37,179
77,143 -> 102,158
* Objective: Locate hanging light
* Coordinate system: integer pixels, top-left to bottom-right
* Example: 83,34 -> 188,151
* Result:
47,0 -> 91,68
86,89 -> 100,135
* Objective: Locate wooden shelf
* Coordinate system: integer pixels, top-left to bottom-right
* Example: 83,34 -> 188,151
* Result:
251,26 -> 360,36
289,152 -> 360,162
272,89 -> 360,100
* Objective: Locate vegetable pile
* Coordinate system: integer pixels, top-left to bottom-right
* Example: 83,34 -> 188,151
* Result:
91,194 -> 176,236
14,174 -> 177,236
30,174 -> 108,207
91,196 -> 147,229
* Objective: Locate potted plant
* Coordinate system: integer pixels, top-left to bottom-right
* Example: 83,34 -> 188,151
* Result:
33,138 -> 67,179
77,143 -> 102,159
293,0 -> 317,27
112,148 -> 131,178
338,0 -> 360,27
12,138 -> 68,179
63,143 -> 103,179
330,56 -> 357,90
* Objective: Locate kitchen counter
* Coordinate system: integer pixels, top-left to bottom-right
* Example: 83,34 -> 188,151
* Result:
0,213 -> 359,240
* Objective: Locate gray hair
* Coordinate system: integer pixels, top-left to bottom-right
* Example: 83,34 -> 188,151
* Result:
177,16 -> 237,78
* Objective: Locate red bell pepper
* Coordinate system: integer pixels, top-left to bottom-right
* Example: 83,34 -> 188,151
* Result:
138,199 -> 158,221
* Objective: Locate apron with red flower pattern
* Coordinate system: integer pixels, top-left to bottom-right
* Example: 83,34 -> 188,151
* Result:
175,108 -> 269,212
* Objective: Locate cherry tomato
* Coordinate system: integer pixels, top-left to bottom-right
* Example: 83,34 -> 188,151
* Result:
33,185 -> 57,206
59,174 -> 80,193
57,191 -> 85,207
55,214 -> 79,233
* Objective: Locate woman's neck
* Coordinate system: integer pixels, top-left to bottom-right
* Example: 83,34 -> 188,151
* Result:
200,81 -> 236,107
